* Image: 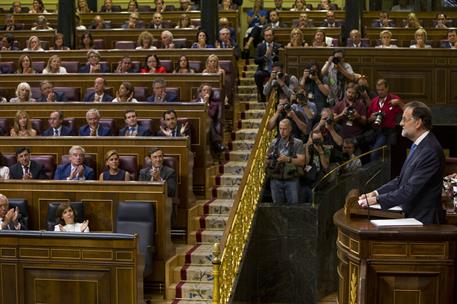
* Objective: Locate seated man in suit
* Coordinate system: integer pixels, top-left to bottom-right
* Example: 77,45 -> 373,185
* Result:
148,12 -> 167,29
146,79 -> 178,102
42,111 -> 75,136
156,109 -> 189,137
54,145 -> 95,180
2,14 -> 18,31
37,80 -> 68,102
79,108 -> 113,136
0,194 -> 23,230
9,147 -> 48,180
321,10 -> 342,28
1,33 -> 19,51
347,29 -> 369,47
139,147 -> 176,197
100,0 -> 121,12
216,27 -> 241,59
441,29 -> 456,49
83,77 -> 113,102
122,12 -> 144,29
119,109 -> 152,136
372,11 -> 396,27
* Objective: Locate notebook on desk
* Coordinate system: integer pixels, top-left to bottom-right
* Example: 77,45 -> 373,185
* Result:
370,218 -> 423,227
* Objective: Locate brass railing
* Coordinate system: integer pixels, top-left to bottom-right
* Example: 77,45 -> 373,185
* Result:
212,93 -> 277,303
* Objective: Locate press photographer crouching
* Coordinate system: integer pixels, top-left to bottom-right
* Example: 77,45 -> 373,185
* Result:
299,61 -> 330,115
263,62 -> 298,100
267,95 -> 309,142
266,119 -> 305,204
364,79 -> 403,161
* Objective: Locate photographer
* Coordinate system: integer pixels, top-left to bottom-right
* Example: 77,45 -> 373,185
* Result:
366,79 -> 403,161
332,85 -> 367,139
321,49 -> 355,105
292,90 -> 317,138
356,76 -> 377,106
299,61 -> 330,115
341,137 -> 362,173
268,96 -> 308,141
266,119 -> 305,204
313,108 -> 343,149
263,62 -> 298,100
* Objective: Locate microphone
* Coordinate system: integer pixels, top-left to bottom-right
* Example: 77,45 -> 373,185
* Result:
363,168 -> 383,221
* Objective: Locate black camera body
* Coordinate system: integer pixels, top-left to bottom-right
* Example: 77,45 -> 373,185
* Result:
346,106 -> 355,120
282,103 -> 292,113
267,152 -> 280,169
309,68 -> 317,77
373,111 -> 384,127
332,57 -> 340,64
358,85 -> 367,94
325,117 -> 333,124
277,72 -> 284,79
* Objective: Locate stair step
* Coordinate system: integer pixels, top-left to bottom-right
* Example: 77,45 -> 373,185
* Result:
230,139 -> 255,151
174,265 -> 213,282
213,185 -> 240,199
190,229 -> 224,244
219,161 -> 247,175
239,101 -> 267,110
169,282 -> 213,301
227,150 -> 250,162
234,128 -> 259,140
239,118 -> 262,129
172,300 -> 211,304
215,173 -> 243,186
195,214 -> 229,230
237,85 -> 257,94
239,78 -> 256,86
241,109 -> 265,119
203,199 -> 234,215
237,93 -> 258,101
181,244 -> 214,265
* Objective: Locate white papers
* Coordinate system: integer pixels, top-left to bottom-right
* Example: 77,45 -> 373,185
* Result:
370,204 -> 403,211
370,218 -> 423,227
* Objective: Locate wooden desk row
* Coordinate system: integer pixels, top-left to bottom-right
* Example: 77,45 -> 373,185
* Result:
364,27 -> 455,47
0,231 -> 142,304
0,180 -> 173,283
272,27 -> 342,46
362,11 -> 457,28
281,47 -> 457,106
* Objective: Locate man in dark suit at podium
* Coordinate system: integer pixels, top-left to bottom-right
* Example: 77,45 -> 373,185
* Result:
359,101 -> 444,224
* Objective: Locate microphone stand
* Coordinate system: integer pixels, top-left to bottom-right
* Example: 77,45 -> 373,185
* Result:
363,168 -> 383,221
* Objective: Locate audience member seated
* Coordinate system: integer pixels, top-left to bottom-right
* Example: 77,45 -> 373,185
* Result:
286,28 -> 306,47
219,17 -> 236,41
54,202 -> 90,232
376,30 -> 398,48
10,110 -> 37,137
29,0 -> 48,14
139,147 -> 177,197
175,13 -> 195,29
321,10 -> 341,27
42,55 -> 68,74
140,54 -> 166,74
1,33 -> 19,51
112,81 -> 139,102
50,33 -> 70,50
147,79 -> 178,102
291,0 -> 312,11
159,30 -> 175,48
114,56 -> 138,73
310,30 -> 330,47
80,50 -> 110,73
31,15 -> 53,31
216,27 -> 241,58
404,12 -> 422,29
441,29 -> 456,49
435,13 -> 450,29
10,83 -> 36,103
372,11 -> 396,27
54,145 -> 96,180
203,54 -> 226,79
2,14 -> 17,31
89,15 -> 110,29
220,0 -> 238,10
122,12 -> 144,29
76,0 -> 92,13
83,77 -> 113,102
119,109 -> 151,136
340,137 -> 362,173
100,0 -> 121,12
10,1 -> 26,13
410,28 -> 431,49
332,85 -> 367,139
295,13 -> 313,30
177,0 -> 194,11
0,153 -> 10,179
23,35 -> 44,51
80,32 -> 94,50
99,150 -> 131,181
153,0 -> 167,12
79,108 -> 113,136
42,111 -> 75,136
391,0 -> 413,12
347,29 -> 369,47
149,12 -> 167,29
173,55 -> 195,74
127,0 -> 139,12
37,80 -> 68,102
0,194 -> 23,230
157,109 -> 189,137
191,30 -> 214,48
316,0 -> 338,10
267,10 -> 286,29
136,31 -> 157,49
9,147 -> 47,180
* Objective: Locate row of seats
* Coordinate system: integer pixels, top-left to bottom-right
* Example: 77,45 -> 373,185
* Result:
2,151 -> 178,182
346,37 -> 453,48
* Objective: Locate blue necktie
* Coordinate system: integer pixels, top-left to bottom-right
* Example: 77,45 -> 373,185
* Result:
406,143 -> 417,163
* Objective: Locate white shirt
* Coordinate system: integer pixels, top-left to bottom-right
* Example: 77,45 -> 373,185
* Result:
54,223 -> 90,232
42,66 -> 68,74
135,46 -> 157,50
413,130 -> 430,147
0,166 -> 10,179
112,97 -> 138,103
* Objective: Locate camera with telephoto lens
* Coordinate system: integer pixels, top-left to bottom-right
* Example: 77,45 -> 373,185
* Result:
358,85 -> 367,94
325,117 -> 333,124
346,106 -> 355,120
309,68 -> 317,77
332,57 -> 340,64
277,72 -> 284,79
296,92 -> 307,105
267,151 -> 279,169
282,103 -> 292,113
373,111 -> 384,127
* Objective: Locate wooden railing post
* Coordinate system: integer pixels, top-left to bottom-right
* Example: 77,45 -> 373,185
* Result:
212,242 -> 221,304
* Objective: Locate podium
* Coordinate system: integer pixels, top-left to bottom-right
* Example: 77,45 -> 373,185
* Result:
334,208 -> 457,304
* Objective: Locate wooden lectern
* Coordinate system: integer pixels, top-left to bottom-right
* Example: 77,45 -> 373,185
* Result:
334,190 -> 457,304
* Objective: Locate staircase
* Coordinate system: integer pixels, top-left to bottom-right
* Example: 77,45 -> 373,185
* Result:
166,60 -> 264,303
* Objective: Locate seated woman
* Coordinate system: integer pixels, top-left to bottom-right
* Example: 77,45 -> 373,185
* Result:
191,30 -> 214,48
0,153 -> 10,179
127,0 -> 139,12
23,35 -> 44,51
42,55 -> 68,74
410,28 -> 431,49
29,0 -> 48,14
99,150 -> 131,181
10,110 -> 37,136
287,28 -> 306,47
80,31 -> 94,50
375,30 -> 398,48
290,0 -> 312,11
316,0 -> 338,10
54,202 -> 90,232
140,54 -> 167,73
10,83 -> 37,103
16,54 -> 37,74
136,31 -> 157,50
175,14 -> 195,29
202,54 -> 225,79
79,49 -> 109,73
173,55 -> 195,74
31,15 -> 53,31
77,0 -> 92,13
112,81 -> 138,102
50,33 -> 70,50
405,12 -> 421,29
309,30 -> 329,47
219,0 -> 238,10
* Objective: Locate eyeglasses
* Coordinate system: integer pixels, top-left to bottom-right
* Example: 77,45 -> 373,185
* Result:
400,116 -> 415,123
